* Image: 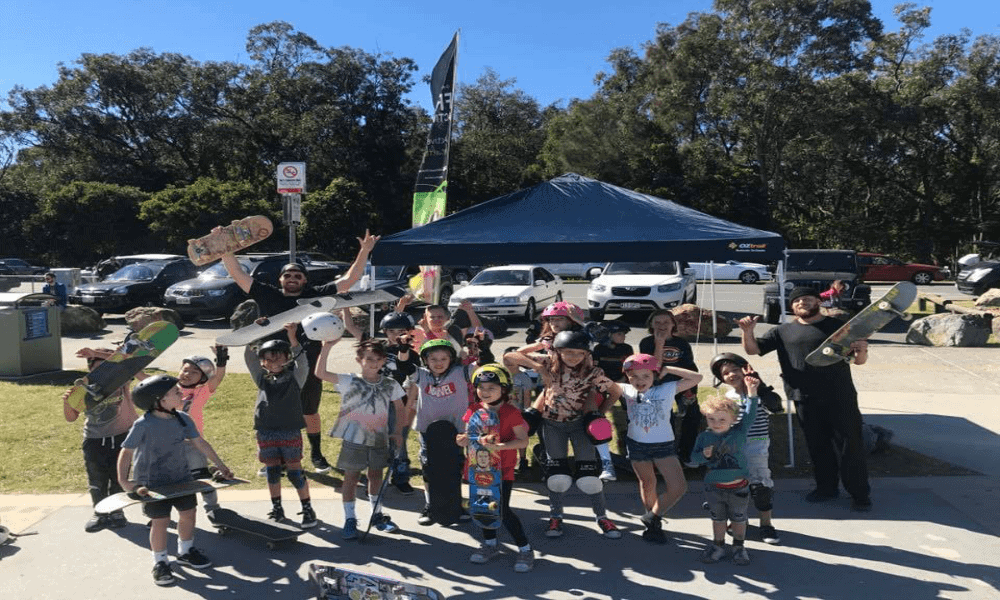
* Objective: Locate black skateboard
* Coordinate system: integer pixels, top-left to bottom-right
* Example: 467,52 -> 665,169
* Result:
209,508 -> 302,550
361,455 -> 398,542
423,420 -> 463,526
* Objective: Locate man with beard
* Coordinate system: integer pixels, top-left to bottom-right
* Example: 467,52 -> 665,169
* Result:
220,230 -> 380,472
737,287 -> 872,512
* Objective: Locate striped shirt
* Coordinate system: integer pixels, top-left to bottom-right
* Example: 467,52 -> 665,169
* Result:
727,388 -> 770,440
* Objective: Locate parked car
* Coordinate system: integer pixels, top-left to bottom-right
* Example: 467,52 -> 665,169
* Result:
448,265 -> 563,321
0,258 -> 47,275
81,253 -> 185,282
761,249 -> 871,323
586,261 -> 698,321
857,252 -> 946,284
162,253 -> 348,320
955,257 -> 1000,296
689,260 -> 772,284
70,258 -> 200,313
535,263 -> 607,280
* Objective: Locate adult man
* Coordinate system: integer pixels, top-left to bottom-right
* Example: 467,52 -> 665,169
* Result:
42,272 -> 68,308
220,230 -> 380,472
738,287 -> 872,512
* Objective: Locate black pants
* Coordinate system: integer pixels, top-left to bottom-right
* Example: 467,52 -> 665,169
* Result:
82,432 -> 128,506
482,480 -> 528,547
795,398 -> 871,500
675,403 -> 704,464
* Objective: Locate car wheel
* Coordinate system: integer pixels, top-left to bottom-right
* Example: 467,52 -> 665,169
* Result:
555,291 -> 563,302
524,298 -> 537,322
764,301 -> 781,324
589,308 -> 604,321
438,286 -> 452,307
453,270 -> 471,284
912,271 -> 933,285
685,287 -> 697,304
739,270 -> 760,284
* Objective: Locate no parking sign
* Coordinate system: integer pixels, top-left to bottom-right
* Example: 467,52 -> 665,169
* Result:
277,162 -> 306,194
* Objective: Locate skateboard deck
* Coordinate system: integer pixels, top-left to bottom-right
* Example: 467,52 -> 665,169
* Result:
423,420 -> 463,526
310,563 -> 444,600
187,215 -> 274,266
209,508 -> 302,549
466,408 -> 503,530
805,281 -> 917,367
95,474 -> 247,514
65,321 -> 179,413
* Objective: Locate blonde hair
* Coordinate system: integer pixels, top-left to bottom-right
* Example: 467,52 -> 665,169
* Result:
700,393 -> 739,417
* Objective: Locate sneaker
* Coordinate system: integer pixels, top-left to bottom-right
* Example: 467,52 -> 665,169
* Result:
805,489 -> 839,503
257,465 -> 268,477
759,525 -> 781,545
152,561 -> 175,586
176,547 -> 212,569
516,458 -> 529,474
311,455 -> 332,473
84,513 -> 106,533
299,506 -> 317,529
417,506 -> 434,526
267,505 -> 285,522
700,543 -> 727,564
545,516 -> 564,538
342,517 -> 359,540
392,481 -> 415,496
851,497 -> 873,512
642,527 -> 668,544
597,517 -> 622,539
374,513 -> 399,533
514,548 -> 535,573
599,459 -> 617,482
108,510 -> 128,529
469,542 -> 501,564
732,546 -> 751,565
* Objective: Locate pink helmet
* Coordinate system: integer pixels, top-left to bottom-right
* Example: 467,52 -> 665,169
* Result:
623,353 -> 659,372
541,301 -> 585,325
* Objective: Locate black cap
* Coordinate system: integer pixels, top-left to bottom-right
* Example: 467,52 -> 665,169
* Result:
788,286 -> 821,302
280,263 -> 306,276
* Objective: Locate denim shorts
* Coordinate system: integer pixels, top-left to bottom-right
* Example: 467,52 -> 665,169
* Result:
626,437 -> 677,462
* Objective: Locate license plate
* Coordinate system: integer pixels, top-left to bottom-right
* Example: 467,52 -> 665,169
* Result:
620,302 -> 641,310
82,296 -> 94,304
176,296 -> 191,304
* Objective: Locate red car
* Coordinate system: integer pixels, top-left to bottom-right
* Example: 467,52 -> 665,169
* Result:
857,252 -> 946,284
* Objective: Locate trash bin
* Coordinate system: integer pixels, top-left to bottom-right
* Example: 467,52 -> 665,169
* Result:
0,292 -> 62,377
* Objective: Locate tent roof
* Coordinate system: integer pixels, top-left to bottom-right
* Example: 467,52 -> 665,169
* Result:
371,173 -> 785,264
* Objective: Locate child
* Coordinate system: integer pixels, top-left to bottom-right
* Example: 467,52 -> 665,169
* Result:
406,338 -> 493,525
503,347 -> 535,473
378,311 -> 420,495
244,323 -> 317,529
177,348 -> 228,515
117,375 -> 233,586
406,299 -> 482,356
600,353 -> 702,543
591,321 -> 634,475
505,330 -> 622,539
61,347 -> 138,532
689,366 -> 761,566
710,353 -> 782,545
522,301 -> 586,351
820,280 -> 846,307
315,338 -> 407,540
456,364 -> 534,572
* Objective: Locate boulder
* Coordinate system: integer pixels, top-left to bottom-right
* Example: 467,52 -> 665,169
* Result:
230,299 -> 260,330
124,307 -> 184,332
905,313 -> 991,347
60,306 -> 105,334
671,304 -> 733,340
975,289 -> 1000,308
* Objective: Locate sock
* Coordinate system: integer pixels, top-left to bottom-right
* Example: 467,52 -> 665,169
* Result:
596,443 -> 611,462
153,550 -> 169,565
483,538 -> 498,547
369,496 -> 379,515
344,500 -> 356,520
301,498 -> 312,511
595,514 -> 607,522
733,538 -> 745,547
424,488 -> 431,505
518,544 -> 532,553
714,539 -> 725,547
178,538 -> 193,555
307,432 -> 322,456
271,497 -> 282,509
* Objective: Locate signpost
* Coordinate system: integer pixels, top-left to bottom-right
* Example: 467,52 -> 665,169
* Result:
277,162 -> 305,262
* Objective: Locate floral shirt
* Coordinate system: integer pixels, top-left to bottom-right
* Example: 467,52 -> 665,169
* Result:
538,361 -> 605,422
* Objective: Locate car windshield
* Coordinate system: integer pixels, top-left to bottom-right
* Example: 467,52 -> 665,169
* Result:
199,261 -> 248,279
603,262 -> 678,275
105,264 -> 159,282
786,253 -> 856,271
470,270 -> 530,286
372,265 -> 404,280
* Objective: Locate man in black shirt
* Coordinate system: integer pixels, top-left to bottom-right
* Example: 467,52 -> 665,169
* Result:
739,287 -> 872,512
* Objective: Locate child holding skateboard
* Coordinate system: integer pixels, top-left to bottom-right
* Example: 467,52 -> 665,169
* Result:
244,323 -> 318,529
315,338 -> 407,540
689,366 -> 761,566
61,347 -> 138,532
456,364 -> 534,572
117,375 -> 233,586
378,311 -> 420,495
177,347 -> 228,516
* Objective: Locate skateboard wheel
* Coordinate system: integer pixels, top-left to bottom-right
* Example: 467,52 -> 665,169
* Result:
136,486 -> 150,496
822,347 -> 834,356
878,301 -> 890,310
901,313 -> 913,321
487,502 -> 498,511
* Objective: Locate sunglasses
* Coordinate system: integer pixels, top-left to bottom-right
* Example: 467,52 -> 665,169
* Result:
281,273 -> 306,280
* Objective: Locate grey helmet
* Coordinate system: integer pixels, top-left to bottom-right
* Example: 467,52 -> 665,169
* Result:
182,355 -> 215,384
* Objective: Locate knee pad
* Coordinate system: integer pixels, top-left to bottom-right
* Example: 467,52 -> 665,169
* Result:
265,465 -> 283,485
286,468 -> 306,490
750,483 -> 773,512
547,474 -> 572,493
582,413 -> 613,445
574,460 -> 603,494
546,458 -> 572,493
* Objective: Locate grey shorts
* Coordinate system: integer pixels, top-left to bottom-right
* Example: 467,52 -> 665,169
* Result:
337,440 -> 389,473
704,482 -> 751,523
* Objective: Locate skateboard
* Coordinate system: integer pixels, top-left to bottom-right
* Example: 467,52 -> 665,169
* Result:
209,507 -> 302,550
361,455 -> 398,542
423,420 -> 463,526
187,215 -> 274,266
805,281 -> 917,367
64,321 -> 179,413
215,287 -> 407,346
465,408 -> 503,530
94,473 -> 247,514
310,563 -> 444,600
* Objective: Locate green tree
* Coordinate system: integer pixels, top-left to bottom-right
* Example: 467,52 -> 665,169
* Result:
298,177 -> 376,258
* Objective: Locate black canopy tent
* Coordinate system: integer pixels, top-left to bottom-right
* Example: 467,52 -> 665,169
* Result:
371,173 -> 785,265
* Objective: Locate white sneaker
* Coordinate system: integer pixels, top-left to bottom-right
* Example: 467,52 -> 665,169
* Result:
514,548 -> 535,572
469,542 -> 501,564
599,459 -> 616,482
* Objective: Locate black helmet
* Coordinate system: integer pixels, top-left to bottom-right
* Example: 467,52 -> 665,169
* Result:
603,321 -> 631,334
552,330 -> 592,351
380,311 -> 415,332
132,375 -> 179,412
709,352 -> 748,382
257,339 -> 291,358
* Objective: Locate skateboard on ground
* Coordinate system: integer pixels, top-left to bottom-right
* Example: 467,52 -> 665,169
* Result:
64,321 -> 179,413
187,215 -> 274,266
423,420 -> 463,526
95,473 -> 247,514
310,563 -> 444,600
465,408 -> 503,530
361,454 -> 398,542
209,507 -> 302,549
805,281 -> 917,367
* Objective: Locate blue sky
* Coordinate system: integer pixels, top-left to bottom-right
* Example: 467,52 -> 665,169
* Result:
1,1 -> 998,113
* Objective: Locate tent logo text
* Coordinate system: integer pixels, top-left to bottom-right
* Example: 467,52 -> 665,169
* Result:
728,242 -> 768,252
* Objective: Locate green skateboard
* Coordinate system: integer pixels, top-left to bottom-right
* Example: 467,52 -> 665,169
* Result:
64,321 -> 179,413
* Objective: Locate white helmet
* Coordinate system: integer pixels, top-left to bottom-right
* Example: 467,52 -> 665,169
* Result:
182,355 -> 215,383
301,312 -> 345,342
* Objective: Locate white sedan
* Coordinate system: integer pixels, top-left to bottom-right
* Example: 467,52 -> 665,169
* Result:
448,265 -> 563,321
689,260 -> 772,284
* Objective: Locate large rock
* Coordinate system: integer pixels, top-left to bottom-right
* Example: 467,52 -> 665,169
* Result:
905,313 -> 992,347
672,304 -> 733,340
124,306 -> 184,332
230,299 -> 260,330
975,289 -> 1000,307
60,306 -> 105,334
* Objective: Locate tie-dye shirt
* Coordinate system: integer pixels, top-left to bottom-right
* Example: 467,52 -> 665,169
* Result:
330,374 -> 406,447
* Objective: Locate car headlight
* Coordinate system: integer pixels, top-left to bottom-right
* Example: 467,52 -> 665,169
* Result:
112,286 -> 129,295
496,297 -> 519,305
207,289 -> 227,297
968,268 -> 992,282
591,283 -> 606,292
657,282 -> 682,293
